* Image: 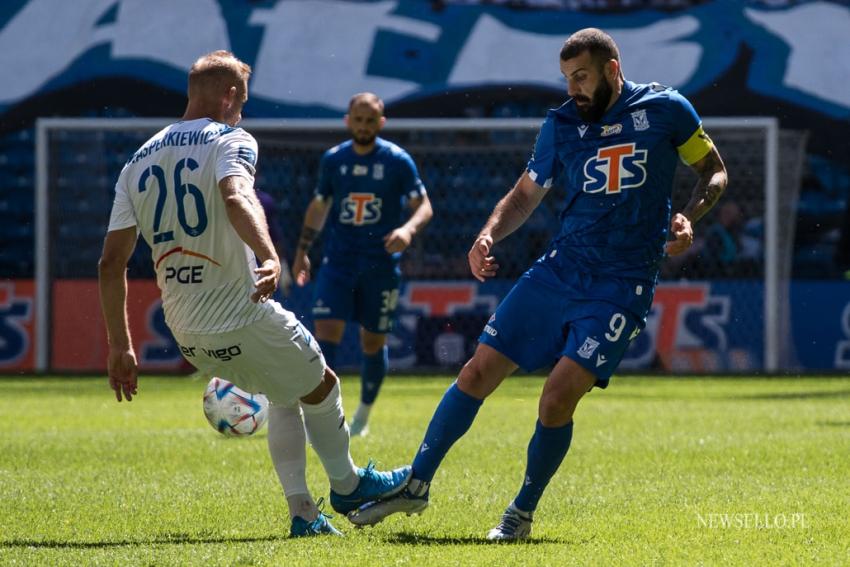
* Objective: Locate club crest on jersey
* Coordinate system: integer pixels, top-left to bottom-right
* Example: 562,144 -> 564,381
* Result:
583,142 -> 648,194
631,109 -> 650,131
577,337 -> 600,359
373,163 -> 384,180
339,192 -> 382,225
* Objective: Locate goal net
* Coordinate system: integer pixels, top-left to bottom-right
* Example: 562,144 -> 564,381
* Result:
35,118 -> 807,373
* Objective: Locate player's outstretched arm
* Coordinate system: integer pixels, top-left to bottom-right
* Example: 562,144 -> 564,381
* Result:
98,227 -> 139,402
219,175 -> 280,302
384,193 -> 434,254
292,196 -> 332,286
469,171 -> 548,281
667,145 -> 728,256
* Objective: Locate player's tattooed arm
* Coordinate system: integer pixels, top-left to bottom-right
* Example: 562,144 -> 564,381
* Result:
666,145 -> 727,256
298,196 -> 332,250
292,196 -> 332,286
681,145 -> 727,224
298,227 -> 320,251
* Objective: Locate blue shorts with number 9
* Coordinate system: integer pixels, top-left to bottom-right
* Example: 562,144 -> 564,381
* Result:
312,258 -> 401,334
478,274 -> 643,387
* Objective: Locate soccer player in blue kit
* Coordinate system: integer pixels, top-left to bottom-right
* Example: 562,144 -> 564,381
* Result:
349,28 -> 728,538
292,93 -> 433,437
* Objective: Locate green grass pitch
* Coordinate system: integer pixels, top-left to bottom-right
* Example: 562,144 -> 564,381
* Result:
1,374 -> 848,565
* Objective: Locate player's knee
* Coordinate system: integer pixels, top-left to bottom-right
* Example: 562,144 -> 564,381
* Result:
538,394 -> 580,427
320,367 -> 342,396
360,333 -> 386,355
301,367 -> 339,405
456,358 -> 496,399
315,320 -> 345,343
538,376 -> 587,426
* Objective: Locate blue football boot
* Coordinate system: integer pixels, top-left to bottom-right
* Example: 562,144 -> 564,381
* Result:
329,461 -> 412,515
289,498 -> 343,537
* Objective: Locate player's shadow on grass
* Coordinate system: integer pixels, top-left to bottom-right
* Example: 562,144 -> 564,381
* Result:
816,420 -> 850,427
381,532 -> 577,545
723,388 -> 850,401
605,388 -> 850,401
0,534 -> 284,550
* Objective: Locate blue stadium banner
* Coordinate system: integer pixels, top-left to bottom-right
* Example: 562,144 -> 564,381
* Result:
1,0 -> 849,119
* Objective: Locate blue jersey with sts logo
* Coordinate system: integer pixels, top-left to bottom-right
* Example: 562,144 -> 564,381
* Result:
316,137 -> 426,265
526,80 -> 712,318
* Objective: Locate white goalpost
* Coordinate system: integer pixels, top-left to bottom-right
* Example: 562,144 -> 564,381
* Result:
35,116 -> 788,373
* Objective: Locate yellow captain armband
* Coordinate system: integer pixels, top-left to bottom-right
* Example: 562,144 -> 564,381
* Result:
677,125 -> 714,165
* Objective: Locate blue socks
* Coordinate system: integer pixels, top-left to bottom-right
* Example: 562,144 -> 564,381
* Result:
361,346 -> 388,405
318,341 -> 337,370
318,343 -> 386,406
514,420 -> 574,513
411,383 -> 483,483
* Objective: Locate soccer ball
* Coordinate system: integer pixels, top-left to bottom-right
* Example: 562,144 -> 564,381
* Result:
202,377 -> 269,437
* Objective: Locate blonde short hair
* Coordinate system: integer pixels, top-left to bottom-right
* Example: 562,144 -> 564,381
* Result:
188,50 -> 251,99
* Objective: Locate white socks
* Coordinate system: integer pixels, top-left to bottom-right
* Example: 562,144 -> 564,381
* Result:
267,404 -> 318,521
300,382 -> 359,495
407,478 -> 430,497
352,403 -> 372,425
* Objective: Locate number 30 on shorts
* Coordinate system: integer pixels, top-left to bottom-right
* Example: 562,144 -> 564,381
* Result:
380,289 -> 400,315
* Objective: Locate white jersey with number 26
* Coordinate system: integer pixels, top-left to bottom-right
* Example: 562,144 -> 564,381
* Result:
107,118 -> 273,335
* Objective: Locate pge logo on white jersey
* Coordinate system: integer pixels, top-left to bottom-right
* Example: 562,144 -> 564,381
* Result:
583,143 -> 648,194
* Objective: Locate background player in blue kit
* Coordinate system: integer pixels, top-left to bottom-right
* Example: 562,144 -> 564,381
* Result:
350,28 -> 728,538
292,93 -> 433,437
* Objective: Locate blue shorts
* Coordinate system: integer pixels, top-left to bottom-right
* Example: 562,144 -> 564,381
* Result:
312,258 -> 401,333
479,275 -> 643,387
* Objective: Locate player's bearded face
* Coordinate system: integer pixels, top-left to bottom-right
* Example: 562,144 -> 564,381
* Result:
563,54 -> 616,123
353,130 -> 376,146
347,104 -> 384,146
574,68 -> 613,123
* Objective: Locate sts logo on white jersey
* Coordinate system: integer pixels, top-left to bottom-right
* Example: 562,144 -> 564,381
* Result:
583,143 -> 648,194
339,192 -> 382,225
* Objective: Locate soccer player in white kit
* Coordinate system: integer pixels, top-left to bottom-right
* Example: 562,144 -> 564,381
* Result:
98,50 -> 410,537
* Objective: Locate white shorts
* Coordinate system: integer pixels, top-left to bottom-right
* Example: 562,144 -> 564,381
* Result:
172,301 -> 325,405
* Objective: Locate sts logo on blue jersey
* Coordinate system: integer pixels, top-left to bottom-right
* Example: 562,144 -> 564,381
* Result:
583,143 -> 648,194
340,193 -> 382,225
